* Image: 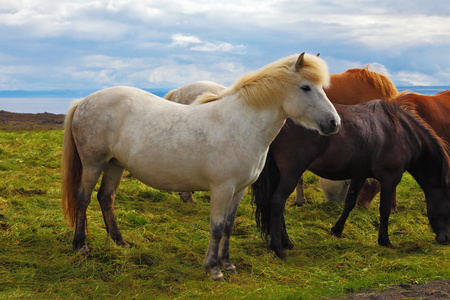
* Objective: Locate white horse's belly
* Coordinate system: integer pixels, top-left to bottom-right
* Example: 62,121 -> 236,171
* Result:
127,165 -> 210,192
116,143 -> 264,193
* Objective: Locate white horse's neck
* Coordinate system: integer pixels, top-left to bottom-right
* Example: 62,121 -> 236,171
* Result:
212,94 -> 288,151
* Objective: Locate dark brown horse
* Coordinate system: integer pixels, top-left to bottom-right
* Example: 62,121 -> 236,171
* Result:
324,90 -> 450,210
295,66 -> 399,205
251,100 -> 450,259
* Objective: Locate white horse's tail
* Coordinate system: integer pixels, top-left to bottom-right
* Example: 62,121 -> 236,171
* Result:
61,99 -> 83,230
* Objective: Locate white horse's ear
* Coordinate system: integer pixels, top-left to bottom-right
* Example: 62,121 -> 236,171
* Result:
316,53 -> 320,57
295,52 -> 306,71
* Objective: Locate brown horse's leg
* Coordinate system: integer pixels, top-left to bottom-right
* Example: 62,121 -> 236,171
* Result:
331,178 -> 366,237
293,174 -> 308,206
270,176 -> 300,259
357,179 -> 397,212
390,192 -> 397,212
377,176 -> 402,248
97,161 -> 130,248
356,179 -> 380,209
281,213 -> 294,250
73,167 -> 102,253
179,191 -> 195,203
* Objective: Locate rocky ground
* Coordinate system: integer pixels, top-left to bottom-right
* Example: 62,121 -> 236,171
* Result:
1,110 -> 449,299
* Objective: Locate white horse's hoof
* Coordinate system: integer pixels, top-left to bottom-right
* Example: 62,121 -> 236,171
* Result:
209,266 -> 225,281
222,262 -> 238,274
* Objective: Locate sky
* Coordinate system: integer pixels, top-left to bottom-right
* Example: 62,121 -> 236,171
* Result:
1,0 -> 450,92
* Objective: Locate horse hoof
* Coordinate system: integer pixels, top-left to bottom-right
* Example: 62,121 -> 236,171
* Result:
283,241 -> 294,250
117,240 -> 132,248
77,245 -> 90,255
274,249 -> 287,260
435,233 -> 450,245
226,268 -> 238,275
222,262 -> 238,274
292,200 -> 308,207
268,243 -> 287,259
378,239 -> 395,249
330,227 -> 342,237
209,266 -> 225,281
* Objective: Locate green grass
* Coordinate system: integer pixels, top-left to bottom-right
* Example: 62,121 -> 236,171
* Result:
0,129 -> 449,299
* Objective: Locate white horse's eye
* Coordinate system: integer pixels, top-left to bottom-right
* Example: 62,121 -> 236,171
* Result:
301,85 -> 311,92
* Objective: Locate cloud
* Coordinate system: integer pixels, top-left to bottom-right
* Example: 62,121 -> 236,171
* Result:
169,34 -> 246,53
71,69 -> 116,85
80,55 -> 135,70
392,71 -> 445,86
344,14 -> 450,50
0,0 -> 450,92
147,61 -> 246,88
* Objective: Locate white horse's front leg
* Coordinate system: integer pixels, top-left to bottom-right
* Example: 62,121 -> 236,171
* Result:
203,220 -> 226,281
218,188 -> 247,274
202,185 -> 235,281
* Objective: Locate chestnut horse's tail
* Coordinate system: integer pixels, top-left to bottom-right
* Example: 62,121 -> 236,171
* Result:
61,99 -> 83,230
251,148 -> 280,241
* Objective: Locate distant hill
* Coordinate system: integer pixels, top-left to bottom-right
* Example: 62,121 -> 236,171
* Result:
0,88 -> 172,98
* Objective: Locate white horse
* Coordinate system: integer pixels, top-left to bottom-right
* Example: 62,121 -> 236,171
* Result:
61,52 -> 340,281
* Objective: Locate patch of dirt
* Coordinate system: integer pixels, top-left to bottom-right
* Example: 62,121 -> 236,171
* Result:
13,188 -> 44,195
0,110 -> 65,130
336,280 -> 450,299
1,110 -> 450,298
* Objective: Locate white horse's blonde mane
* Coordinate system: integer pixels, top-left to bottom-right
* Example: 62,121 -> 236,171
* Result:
193,53 -> 330,107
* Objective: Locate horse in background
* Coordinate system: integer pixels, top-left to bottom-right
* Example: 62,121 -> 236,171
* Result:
321,89 -> 450,209
165,81 -> 226,105
61,53 -> 340,281
251,100 -> 450,259
325,66 -> 398,105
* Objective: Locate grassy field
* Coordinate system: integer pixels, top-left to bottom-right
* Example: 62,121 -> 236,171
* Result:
0,128 -> 449,299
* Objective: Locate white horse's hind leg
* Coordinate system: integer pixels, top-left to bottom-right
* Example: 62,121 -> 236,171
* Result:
97,160 -> 130,248
218,188 -> 247,274
73,166 -> 103,253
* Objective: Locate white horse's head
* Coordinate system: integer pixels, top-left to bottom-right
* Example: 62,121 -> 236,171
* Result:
282,53 -> 340,135
220,52 -> 340,135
